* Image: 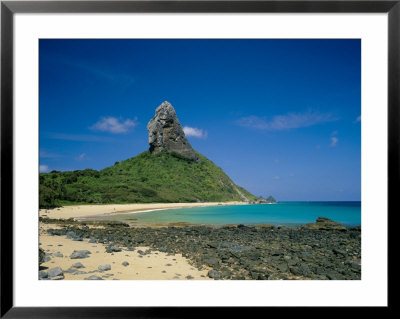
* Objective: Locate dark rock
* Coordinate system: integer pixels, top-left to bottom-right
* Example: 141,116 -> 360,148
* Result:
122,261 -> 129,267
70,250 -> 91,259
250,271 -> 263,280
39,270 -> 48,279
290,264 -> 312,277
44,220 -> 360,280
48,267 -> 64,280
47,229 -> 64,236
220,269 -> 232,279
72,262 -> 85,269
302,217 -> 347,231
204,257 -> 219,268
208,270 -> 221,279
106,245 -> 122,253
84,275 -> 103,280
52,252 -> 63,258
333,248 -> 347,256
276,262 -> 289,272
64,267 -> 78,274
351,261 -> 361,272
66,231 -> 76,239
147,101 -> 199,162
39,248 -> 45,265
65,267 -> 87,275
98,264 -> 111,271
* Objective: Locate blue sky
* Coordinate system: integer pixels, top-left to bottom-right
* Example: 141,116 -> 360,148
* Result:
39,39 -> 361,201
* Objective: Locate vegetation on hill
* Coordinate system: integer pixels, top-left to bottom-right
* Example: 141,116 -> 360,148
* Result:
39,151 -> 258,208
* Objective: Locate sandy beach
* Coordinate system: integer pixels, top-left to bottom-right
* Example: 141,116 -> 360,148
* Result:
40,223 -> 210,280
39,201 -> 246,280
39,201 -> 247,220
39,202 -> 361,281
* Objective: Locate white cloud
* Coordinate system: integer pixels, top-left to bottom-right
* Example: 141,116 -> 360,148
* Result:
90,116 -> 137,134
76,153 -> 86,161
355,115 -> 361,122
236,110 -> 336,131
274,176 -> 281,180
330,136 -> 339,147
39,165 -> 49,173
183,126 -> 208,139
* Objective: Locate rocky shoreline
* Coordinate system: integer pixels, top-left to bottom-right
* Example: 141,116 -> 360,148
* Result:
42,217 -> 361,280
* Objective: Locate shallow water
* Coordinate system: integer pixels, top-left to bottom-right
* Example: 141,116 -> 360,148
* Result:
95,201 -> 361,227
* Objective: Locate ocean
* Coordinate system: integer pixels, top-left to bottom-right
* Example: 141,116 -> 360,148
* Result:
95,201 -> 361,227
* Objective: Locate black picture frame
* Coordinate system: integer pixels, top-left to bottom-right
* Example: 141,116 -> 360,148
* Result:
1,0 -> 395,317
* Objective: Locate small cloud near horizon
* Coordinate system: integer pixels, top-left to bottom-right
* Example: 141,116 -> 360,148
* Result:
274,176 -> 281,180
355,115 -> 361,122
90,116 -> 138,134
39,165 -> 49,173
183,126 -> 208,139
236,110 -> 337,131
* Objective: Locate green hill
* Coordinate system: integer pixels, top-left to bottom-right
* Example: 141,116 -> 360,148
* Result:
39,151 -> 257,208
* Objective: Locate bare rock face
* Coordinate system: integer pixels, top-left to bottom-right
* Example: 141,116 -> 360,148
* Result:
147,101 -> 199,162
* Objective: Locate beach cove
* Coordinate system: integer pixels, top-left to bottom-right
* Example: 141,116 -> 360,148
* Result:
39,201 -> 247,221
39,202 -> 361,281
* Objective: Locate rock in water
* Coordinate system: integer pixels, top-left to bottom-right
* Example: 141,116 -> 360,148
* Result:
302,217 -> 347,231
147,101 -> 199,162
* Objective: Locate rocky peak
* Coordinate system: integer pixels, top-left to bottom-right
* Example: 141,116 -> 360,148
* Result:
147,101 -> 199,162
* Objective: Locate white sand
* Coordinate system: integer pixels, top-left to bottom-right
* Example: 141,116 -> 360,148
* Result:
40,224 -> 210,280
39,201 -> 248,220
39,201 -> 248,280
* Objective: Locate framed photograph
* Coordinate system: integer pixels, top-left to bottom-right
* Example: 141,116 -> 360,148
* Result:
1,0 -> 395,316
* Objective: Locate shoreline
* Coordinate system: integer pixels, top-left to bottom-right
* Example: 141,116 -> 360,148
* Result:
73,208 -> 174,222
39,201 -> 249,220
41,217 -> 361,280
39,223 -> 210,280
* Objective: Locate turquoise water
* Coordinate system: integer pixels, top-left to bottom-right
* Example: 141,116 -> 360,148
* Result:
97,201 -> 361,227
